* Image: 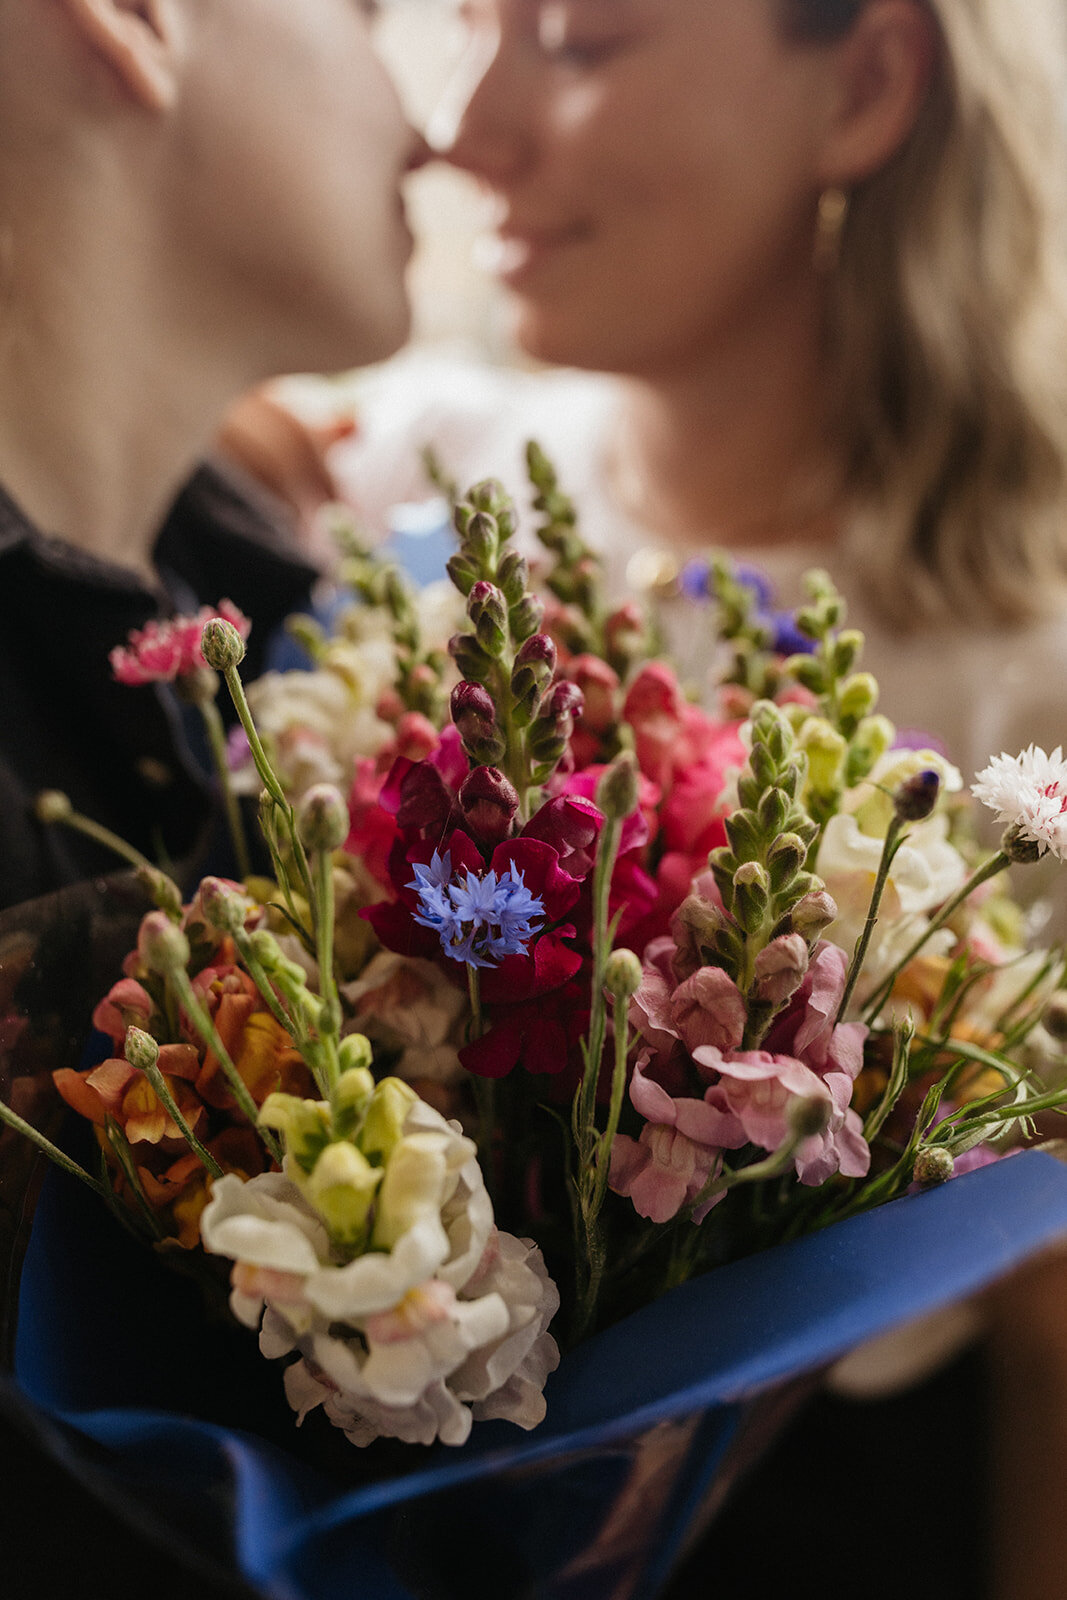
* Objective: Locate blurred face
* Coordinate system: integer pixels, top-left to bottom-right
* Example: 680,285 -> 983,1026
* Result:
175,0 -> 417,375
441,0 -> 840,373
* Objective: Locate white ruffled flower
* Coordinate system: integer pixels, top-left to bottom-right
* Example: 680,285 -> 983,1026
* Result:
816,812 -> 966,1002
237,650 -> 391,799
972,745 -> 1067,860
201,1095 -> 559,1449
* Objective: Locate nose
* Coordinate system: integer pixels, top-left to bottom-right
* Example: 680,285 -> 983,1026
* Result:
428,26 -> 532,184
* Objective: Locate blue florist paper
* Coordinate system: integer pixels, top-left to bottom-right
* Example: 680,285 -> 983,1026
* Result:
13,1148 -> 1067,1599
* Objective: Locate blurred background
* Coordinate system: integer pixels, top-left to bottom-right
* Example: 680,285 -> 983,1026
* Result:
375,0 -> 507,361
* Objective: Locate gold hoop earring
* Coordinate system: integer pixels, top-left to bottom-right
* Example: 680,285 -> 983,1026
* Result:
814,187 -> 849,273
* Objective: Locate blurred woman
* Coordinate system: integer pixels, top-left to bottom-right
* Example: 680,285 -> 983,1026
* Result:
346,0 -> 1067,782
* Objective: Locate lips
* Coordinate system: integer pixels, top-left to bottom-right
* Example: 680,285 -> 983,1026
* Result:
478,221 -> 591,284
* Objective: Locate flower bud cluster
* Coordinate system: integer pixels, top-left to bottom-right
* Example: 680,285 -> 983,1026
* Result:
707,702 -> 836,1034
779,571 -> 895,805
446,477 -> 583,793
331,512 -> 448,723
526,441 -> 651,677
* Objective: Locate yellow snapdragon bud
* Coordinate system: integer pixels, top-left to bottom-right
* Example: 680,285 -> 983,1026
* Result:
798,719 -> 847,799
359,1077 -> 418,1166
372,1133 -> 450,1251
307,1141 -> 382,1247
259,1093 -> 330,1171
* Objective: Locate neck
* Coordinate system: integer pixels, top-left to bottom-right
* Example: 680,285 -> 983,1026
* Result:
609,277 -> 843,554
0,192 -> 254,581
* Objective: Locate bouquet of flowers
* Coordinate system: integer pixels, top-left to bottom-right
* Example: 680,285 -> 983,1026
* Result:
9,452 -> 1067,1595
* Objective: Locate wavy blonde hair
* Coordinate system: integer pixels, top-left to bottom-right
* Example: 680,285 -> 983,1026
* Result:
785,0 -> 1067,629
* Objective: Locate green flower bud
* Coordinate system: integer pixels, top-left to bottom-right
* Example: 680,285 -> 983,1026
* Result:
838,672 -> 879,726
297,785 -> 350,854
468,582 -> 508,656
197,876 -> 254,934
137,911 -> 190,974
307,1141 -> 382,1247
462,510 -> 498,568
135,864 -> 184,919
604,948 -> 644,999
783,655 -> 827,695
1001,823 -> 1045,865
124,1026 -> 160,1073
733,860 -> 770,933
799,719 -> 847,798
913,1146 -> 955,1186
497,548 -> 529,606
725,810 -> 762,864
787,1094 -> 832,1141
449,631 -> 495,682
595,752 -> 640,821
846,715 -> 895,784
35,789 -> 73,823
338,1036 -> 374,1076
508,595 -> 545,644
831,630 -> 865,677
446,552 -> 480,597
766,832 -> 807,894
359,1076 -> 418,1166
200,618 -> 246,673
259,1092 -> 331,1173
757,787 -> 791,837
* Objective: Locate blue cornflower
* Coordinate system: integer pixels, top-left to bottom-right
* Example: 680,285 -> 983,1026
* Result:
408,856 -> 545,968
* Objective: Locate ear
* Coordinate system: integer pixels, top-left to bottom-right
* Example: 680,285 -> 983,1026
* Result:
816,0 -> 939,188
58,0 -> 180,112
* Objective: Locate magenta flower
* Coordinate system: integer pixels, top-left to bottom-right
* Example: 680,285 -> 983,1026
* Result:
110,600 -> 251,686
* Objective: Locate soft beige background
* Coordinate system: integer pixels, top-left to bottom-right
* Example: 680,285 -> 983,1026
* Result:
377,0 -> 508,357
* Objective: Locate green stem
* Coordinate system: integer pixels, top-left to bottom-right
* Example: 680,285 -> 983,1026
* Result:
222,663 -> 314,906
198,697 -> 251,880
138,1059 -> 224,1179
168,965 -> 282,1164
835,815 -> 905,1025
312,848 -> 342,1094
44,807 -> 155,875
0,1099 -> 111,1197
591,994 -> 631,1217
862,850 -> 1010,1025
467,962 -> 483,1039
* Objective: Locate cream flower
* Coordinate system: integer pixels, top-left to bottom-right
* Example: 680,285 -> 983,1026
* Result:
200,1092 -> 559,1448
973,745 -> 1067,860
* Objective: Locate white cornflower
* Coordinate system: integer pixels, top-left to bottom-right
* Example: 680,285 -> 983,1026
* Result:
972,746 -> 1067,860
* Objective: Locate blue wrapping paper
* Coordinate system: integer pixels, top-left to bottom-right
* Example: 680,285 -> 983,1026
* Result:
13,1148 -> 1067,1599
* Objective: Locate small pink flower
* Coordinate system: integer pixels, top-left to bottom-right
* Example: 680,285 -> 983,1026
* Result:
110,600 -> 251,686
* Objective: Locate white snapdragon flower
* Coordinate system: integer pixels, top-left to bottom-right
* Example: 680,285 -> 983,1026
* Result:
201,1090 -> 559,1449
816,812 -> 966,1001
972,745 -> 1067,860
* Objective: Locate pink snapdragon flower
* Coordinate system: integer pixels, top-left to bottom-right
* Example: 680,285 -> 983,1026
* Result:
110,600 -> 251,686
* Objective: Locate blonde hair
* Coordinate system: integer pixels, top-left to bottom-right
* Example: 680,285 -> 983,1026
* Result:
789,0 -> 1067,630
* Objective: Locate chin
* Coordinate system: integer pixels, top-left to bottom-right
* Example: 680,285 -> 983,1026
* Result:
510,299 -> 626,375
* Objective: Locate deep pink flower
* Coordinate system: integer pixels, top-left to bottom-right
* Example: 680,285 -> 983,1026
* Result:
110,601 -> 250,686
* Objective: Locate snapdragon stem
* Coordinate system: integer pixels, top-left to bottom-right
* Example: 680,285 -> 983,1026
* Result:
138,1059 -> 223,1180
834,816 -> 905,1026
861,849 -> 1010,1024
167,965 -> 282,1165
44,808 -> 155,876
221,664 -> 314,908
198,697 -> 251,881
0,1100 -> 110,1198
312,848 -> 342,1093
591,995 -> 631,1218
